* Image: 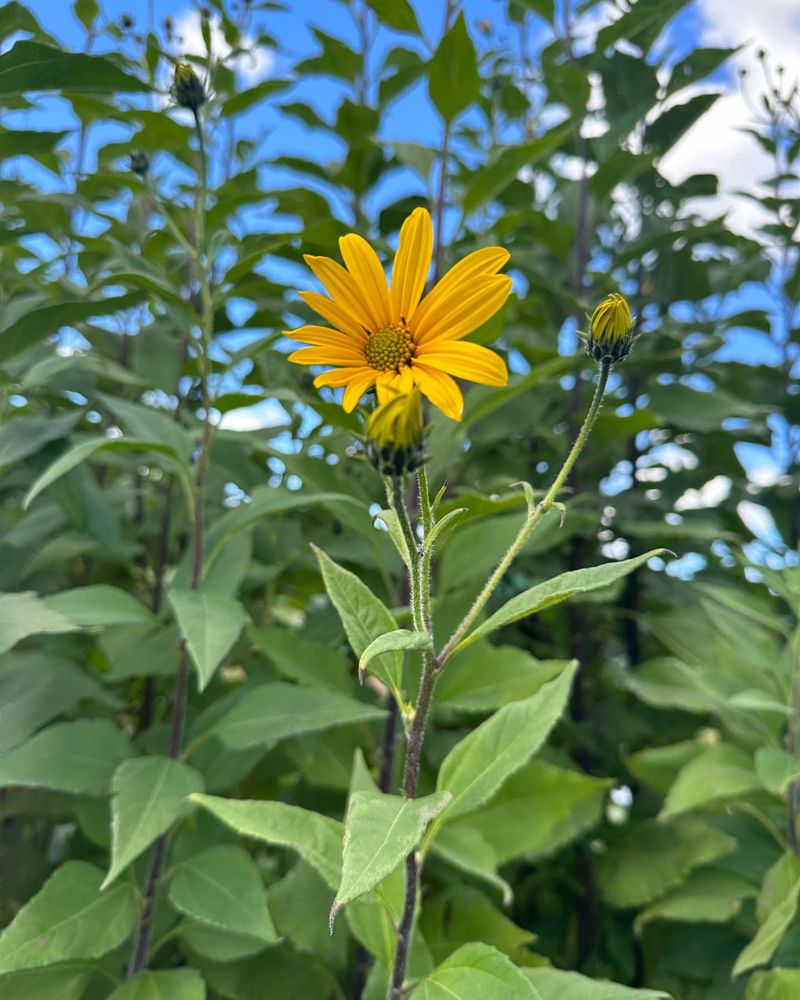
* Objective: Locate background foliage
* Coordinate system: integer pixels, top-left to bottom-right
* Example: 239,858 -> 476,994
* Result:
1,0 -> 799,998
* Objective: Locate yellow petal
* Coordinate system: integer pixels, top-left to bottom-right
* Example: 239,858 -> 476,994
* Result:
298,291 -> 367,341
288,346 -> 367,367
411,363 -> 464,421
390,207 -> 433,323
314,366 -> 375,389
342,369 -> 379,411
339,234 -> 391,331
416,340 -> 508,386
304,254 -> 376,333
414,276 -> 512,345
413,246 -> 510,333
375,367 -> 415,403
284,325 -> 363,348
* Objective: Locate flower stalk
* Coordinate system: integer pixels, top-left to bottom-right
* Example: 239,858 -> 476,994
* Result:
126,82 -> 213,979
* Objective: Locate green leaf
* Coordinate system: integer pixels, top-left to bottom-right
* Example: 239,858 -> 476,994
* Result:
313,545 -> 402,697
0,965 -> 92,1000
661,744 -> 760,818
168,588 -> 247,691
359,629 -> 432,681
634,869 -> 755,933
99,394 -> 194,463
597,817 -> 736,908
435,645 -> 569,713
335,790 -> 451,910
410,942 -> 539,999
249,627 -> 352,693
733,856 -> 800,977
0,40 -> 148,95
462,130 -> 568,215
452,760 -> 610,864
0,651 -> 118,753
0,411 -> 79,472
24,436 -> 193,512
435,665 -> 576,822
44,585 -> 152,627
107,969 -> 206,1000
524,968 -> 669,998
745,969 -> 800,999
515,0 -> 555,21
430,824 -> 512,905
0,591 -> 77,655
190,794 -> 343,889
168,845 -> 278,943
104,756 -> 204,887
0,719 -> 133,796
366,0 -> 420,33
0,861 -> 137,974
208,682 -> 385,751
755,747 -> 800,796
645,93 -> 720,154
428,12 -> 479,123
0,293 -> 141,362
455,551 -> 663,653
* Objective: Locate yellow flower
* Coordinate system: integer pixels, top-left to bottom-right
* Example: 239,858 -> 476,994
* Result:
586,292 -> 636,363
367,388 -> 423,450
285,207 -> 511,421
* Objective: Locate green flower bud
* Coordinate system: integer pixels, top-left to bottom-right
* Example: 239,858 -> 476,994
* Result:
585,292 -> 637,364
173,62 -> 207,112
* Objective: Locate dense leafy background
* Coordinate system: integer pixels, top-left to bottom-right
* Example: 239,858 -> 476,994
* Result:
1,1 -> 799,998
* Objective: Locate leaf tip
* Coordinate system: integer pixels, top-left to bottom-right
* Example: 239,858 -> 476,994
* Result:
328,900 -> 342,935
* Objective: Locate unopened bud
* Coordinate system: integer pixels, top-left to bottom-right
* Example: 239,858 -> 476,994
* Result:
129,149 -> 149,176
585,292 -> 637,364
173,62 -> 207,112
365,390 -> 427,477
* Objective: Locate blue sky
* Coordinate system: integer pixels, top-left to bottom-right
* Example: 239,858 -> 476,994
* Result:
9,0 -> 800,559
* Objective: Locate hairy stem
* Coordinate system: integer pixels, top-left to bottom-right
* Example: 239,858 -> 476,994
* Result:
438,358 -> 612,666
387,468 -> 437,1000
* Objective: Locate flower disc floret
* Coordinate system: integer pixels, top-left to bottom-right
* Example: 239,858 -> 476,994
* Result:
365,325 -> 414,373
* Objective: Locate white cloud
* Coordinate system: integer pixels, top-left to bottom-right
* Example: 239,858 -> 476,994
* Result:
172,8 -> 274,85
218,399 -> 289,431
675,474 -> 732,511
660,0 -> 800,236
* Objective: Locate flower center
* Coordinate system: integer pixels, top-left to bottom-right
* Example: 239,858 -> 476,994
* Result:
365,324 -> 414,373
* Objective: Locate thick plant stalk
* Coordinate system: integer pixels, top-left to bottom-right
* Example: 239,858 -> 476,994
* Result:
126,106 -> 213,980
385,362 -> 611,998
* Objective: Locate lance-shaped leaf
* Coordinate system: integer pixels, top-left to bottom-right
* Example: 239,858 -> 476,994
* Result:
209,682 -> 385,750
0,964 -> 92,1000
733,855 -> 800,977
358,629 -> 432,683
168,845 -> 278,944
24,437 -> 194,514
107,969 -> 205,1000
190,794 -> 343,889
435,665 -> 576,822
0,591 -> 77,656
333,789 -> 451,922
524,968 -> 670,998
660,744 -> 759,819
0,862 -> 137,974
44,585 -> 152,628
0,40 -> 150,96
313,545 -> 402,697
428,12 -> 479,123
168,588 -> 247,691
454,551 -> 663,653
103,756 -> 204,887
0,719 -> 132,796
409,942 -> 539,999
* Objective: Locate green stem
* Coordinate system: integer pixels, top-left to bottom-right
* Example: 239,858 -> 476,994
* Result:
386,466 -> 437,1000
386,475 -> 422,632
437,358 -> 611,666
